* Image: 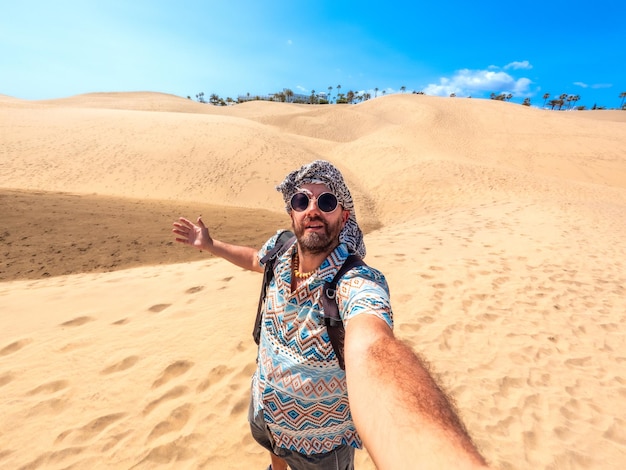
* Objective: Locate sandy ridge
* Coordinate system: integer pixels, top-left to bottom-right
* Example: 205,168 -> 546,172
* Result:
1,92 -> 625,469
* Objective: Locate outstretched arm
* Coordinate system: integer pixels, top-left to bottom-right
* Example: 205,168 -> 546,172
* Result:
172,216 -> 263,273
345,315 -> 489,470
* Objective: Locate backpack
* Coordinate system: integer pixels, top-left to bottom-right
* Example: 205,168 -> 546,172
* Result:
252,230 -> 365,370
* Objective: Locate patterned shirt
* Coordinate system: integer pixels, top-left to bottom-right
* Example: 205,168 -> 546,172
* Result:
252,231 -> 393,455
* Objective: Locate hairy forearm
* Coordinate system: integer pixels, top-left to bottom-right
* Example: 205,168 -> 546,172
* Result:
346,320 -> 488,469
207,239 -> 262,273
173,217 -> 263,273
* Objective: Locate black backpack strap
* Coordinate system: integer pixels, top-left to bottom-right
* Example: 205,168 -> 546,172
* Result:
253,230 -> 295,345
321,254 -> 366,370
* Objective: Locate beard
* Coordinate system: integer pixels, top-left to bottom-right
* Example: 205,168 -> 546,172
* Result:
293,215 -> 344,255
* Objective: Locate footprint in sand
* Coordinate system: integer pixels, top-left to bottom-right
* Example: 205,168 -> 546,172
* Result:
554,425 -> 576,442
27,397 -> 68,415
100,356 -> 140,375
0,338 -> 33,356
235,362 -> 257,379
492,276 -> 510,290
0,372 -> 15,387
60,316 -> 94,327
143,385 -> 190,416
100,430 -> 132,452
55,412 -> 127,444
151,360 -> 194,388
138,433 -> 201,465
565,356 -> 592,367
27,379 -> 69,396
230,396 -> 248,415
603,418 -> 626,446
19,446 -> 85,469
185,286 -> 204,294
147,403 -> 193,442
148,303 -> 171,313
395,293 -> 414,304
523,430 -> 537,451
216,276 -> 235,291
196,365 -> 233,393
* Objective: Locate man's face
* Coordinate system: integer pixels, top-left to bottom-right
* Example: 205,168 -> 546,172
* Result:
290,183 -> 350,255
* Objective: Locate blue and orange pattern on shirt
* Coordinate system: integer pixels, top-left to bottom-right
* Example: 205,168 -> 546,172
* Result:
252,231 -> 393,455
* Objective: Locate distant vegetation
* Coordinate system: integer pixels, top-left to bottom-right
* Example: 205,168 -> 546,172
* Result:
187,88 -> 626,111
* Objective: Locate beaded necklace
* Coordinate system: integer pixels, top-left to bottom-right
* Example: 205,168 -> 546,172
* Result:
293,252 -> 315,279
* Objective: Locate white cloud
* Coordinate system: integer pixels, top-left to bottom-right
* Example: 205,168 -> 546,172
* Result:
287,39 -> 293,46
574,82 -> 589,88
423,65 -> 533,98
504,60 -> 532,70
591,83 -> 612,89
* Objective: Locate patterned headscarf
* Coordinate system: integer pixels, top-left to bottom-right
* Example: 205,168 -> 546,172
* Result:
276,160 -> 366,258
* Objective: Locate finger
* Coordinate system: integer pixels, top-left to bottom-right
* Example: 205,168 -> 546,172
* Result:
196,216 -> 206,228
177,217 -> 193,227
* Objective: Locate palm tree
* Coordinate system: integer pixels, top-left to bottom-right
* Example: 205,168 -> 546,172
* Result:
490,93 -> 507,101
620,91 -> 626,109
310,90 -> 316,104
522,97 -> 531,106
346,90 -> 355,104
374,87 -> 379,98
284,88 -> 293,103
542,93 -> 550,107
328,86 -> 333,103
400,86 -> 406,93
336,84 -> 341,99
567,95 -> 580,109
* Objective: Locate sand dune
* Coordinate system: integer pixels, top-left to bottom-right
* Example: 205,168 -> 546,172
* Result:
1,92 -> 625,469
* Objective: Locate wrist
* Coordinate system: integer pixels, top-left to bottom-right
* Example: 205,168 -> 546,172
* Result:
202,237 -> 216,253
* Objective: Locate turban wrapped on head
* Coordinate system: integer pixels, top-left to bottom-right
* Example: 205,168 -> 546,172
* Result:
276,160 -> 366,258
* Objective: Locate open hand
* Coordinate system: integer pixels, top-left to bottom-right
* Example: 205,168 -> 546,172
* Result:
172,216 -> 211,251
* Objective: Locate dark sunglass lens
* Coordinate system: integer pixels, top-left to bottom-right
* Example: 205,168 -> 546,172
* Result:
318,193 -> 338,212
290,193 -> 310,212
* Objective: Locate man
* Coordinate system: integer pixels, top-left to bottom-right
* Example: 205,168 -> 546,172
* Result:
173,160 -> 488,470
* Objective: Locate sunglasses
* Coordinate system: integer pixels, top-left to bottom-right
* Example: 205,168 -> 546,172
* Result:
290,192 -> 339,213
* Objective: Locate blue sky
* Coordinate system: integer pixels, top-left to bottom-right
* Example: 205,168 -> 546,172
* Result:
2,0 -> 625,109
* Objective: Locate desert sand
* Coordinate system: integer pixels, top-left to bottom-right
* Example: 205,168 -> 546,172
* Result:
1,91 -> 625,469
